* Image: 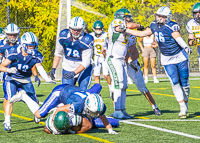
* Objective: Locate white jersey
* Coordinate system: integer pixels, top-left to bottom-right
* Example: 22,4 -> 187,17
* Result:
107,19 -> 128,59
0,34 -> 5,40
90,32 -> 108,58
186,19 -> 200,46
45,112 -> 82,134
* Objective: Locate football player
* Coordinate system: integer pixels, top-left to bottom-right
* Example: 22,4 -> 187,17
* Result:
0,32 -> 55,131
126,35 -> 161,116
49,16 -> 94,91
186,2 -> 200,71
9,83 -> 118,134
89,20 -> 113,99
106,8 -> 141,119
44,111 -> 92,134
121,6 -> 192,118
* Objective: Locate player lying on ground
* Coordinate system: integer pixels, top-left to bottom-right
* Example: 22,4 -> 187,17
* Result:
44,110 -> 119,135
10,83 -> 118,134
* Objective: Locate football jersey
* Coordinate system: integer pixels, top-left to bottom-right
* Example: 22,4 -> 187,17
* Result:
45,112 -> 82,134
58,29 -> 94,62
150,20 -> 182,56
7,49 -> 43,78
186,19 -> 200,46
59,85 -> 88,115
89,32 -> 108,58
107,19 -> 128,59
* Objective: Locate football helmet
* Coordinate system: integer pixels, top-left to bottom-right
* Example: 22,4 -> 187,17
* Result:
54,111 -> 70,132
69,16 -> 85,39
155,6 -> 172,24
84,93 -> 104,118
114,8 -> 132,22
21,32 -> 39,55
4,23 -> 20,44
193,2 -> 200,23
93,20 -> 104,36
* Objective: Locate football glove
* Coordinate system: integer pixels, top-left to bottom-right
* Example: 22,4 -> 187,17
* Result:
7,67 -> 18,74
34,75 -> 41,87
63,71 -> 76,80
129,62 -> 139,73
108,128 -> 118,134
137,25 -> 145,31
119,23 -> 127,32
184,47 -> 193,55
49,68 -> 56,80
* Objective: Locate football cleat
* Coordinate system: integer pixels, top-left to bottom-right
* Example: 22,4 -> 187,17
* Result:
34,116 -> 40,124
113,111 -> 131,119
154,78 -> 159,83
9,90 -> 26,103
122,110 -> 134,119
154,108 -> 162,116
3,121 -> 11,132
178,105 -> 187,119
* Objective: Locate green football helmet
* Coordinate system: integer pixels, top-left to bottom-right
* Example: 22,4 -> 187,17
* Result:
54,111 -> 70,132
193,2 -> 200,23
93,20 -> 104,36
114,8 -> 132,21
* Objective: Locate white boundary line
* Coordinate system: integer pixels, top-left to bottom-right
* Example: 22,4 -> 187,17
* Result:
120,120 -> 200,139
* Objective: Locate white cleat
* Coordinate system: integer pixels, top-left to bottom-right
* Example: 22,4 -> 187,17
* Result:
154,78 -> 159,83
144,79 -> 148,83
34,116 -> 40,124
3,121 -> 11,132
9,90 -> 26,103
179,105 -> 187,119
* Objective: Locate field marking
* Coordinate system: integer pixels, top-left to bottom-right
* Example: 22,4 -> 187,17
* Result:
78,134 -> 114,143
120,120 -> 200,139
124,119 -> 200,121
0,110 -> 114,143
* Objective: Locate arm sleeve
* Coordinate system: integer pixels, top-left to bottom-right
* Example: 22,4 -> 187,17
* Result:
80,42 -> 93,69
54,40 -> 64,57
36,65 -> 51,81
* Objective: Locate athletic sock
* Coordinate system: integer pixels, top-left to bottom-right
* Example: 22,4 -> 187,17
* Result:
22,93 -> 40,114
152,104 -> 158,109
5,115 -> 10,123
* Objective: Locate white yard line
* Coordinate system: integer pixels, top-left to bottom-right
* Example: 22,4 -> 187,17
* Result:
120,120 -> 200,139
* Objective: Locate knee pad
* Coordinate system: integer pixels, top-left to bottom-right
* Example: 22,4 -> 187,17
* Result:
182,86 -> 190,101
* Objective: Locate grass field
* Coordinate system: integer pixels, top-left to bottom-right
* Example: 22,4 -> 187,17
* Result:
1,77 -> 200,142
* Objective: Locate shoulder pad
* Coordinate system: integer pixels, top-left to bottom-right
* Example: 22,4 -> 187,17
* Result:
59,29 -> 70,37
81,34 -> 94,44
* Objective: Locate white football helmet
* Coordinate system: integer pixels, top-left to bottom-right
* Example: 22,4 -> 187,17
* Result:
69,16 -> 85,39
84,93 -> 104,118
21,32 -> 39,55
4,23 -> 20,44
155,6 -> 172,24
